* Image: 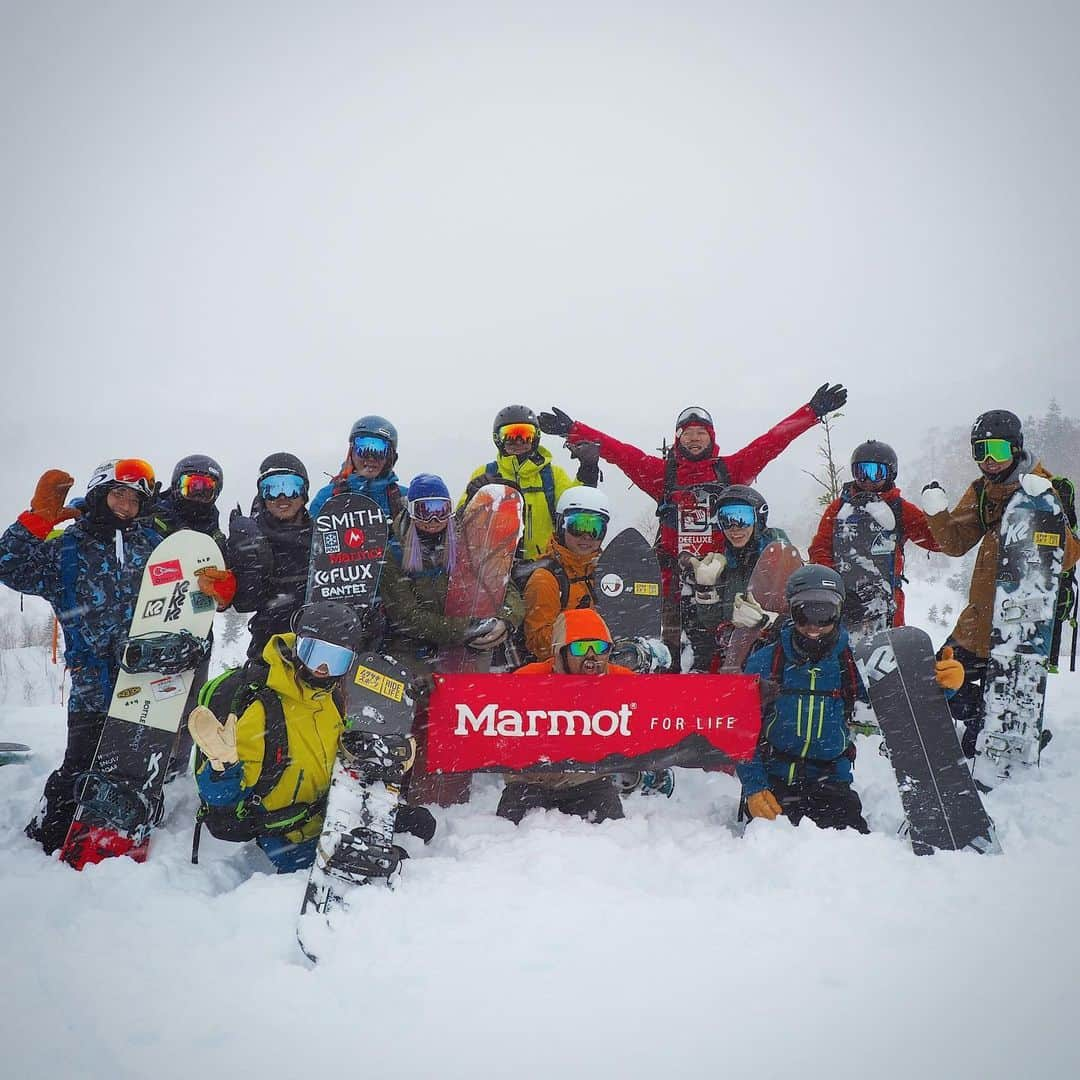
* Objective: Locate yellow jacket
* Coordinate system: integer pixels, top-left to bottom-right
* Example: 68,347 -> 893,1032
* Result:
234,634 -> 346,842
461,446 -> 580,560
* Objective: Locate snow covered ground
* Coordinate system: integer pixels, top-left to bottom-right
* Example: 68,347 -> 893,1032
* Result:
2,593 -> 1078,1079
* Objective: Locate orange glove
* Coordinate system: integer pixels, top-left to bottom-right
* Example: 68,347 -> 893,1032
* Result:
196,567 -> 237,607
935,646 -> 965,691
19,470 -> 80,538
746,789 -> 782,820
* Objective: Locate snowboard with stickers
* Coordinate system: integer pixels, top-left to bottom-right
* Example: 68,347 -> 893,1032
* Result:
975,485 -> 1067,787
832,495 -> 901,644
59,529 -> 222,869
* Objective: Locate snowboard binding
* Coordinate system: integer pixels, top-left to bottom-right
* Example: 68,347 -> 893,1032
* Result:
117,630 -> 212,675
72,770 -> 165,844
339,730 -> 416,782
319,827 -> 407,885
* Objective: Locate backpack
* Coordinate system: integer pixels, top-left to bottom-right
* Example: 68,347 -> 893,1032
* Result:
190,660 -> 327,864
974,474 -> 1078,673
487,459 -> 557,525
508,557 -> 597,663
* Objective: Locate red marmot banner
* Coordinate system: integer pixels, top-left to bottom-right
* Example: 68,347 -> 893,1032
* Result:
424,673 -> 762,775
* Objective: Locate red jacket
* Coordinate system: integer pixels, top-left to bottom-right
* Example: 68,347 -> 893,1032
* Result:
568,404 -> 819,592
808,484 -> 939,626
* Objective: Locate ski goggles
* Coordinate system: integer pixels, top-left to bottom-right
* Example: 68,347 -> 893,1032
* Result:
352,435 -> 392,460
715,503 -> 757,530
675,406 -> 713,433
295,635 -> 356,678
410,496 -> 452,523
497,422 -> 537,444
971,438 -> 1013,464
259,473 -> 306,500
566,638 -> 613,658
852,461 -> 889,484
563,510 -> 609,539
177,472 -> 219,500
113,459 -> 157,498
791,600 -> 842,628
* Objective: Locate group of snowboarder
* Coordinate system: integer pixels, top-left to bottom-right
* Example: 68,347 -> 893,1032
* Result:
2,388 -> 1077,872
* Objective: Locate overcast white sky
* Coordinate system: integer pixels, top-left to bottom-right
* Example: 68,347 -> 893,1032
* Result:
2,2 -> 1077,545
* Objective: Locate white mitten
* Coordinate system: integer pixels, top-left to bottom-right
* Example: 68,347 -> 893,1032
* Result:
1020,473 -> 1053,497
188,706 -> 239,772
920,482 -> 949,516
732,593 -> 777,630
864,499 -> 896,530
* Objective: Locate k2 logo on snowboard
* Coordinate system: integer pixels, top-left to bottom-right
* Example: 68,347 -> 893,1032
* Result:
858,644 -> 897,683
164,581 -> 189,623
143,598 -> 166,619
148,559 -> 184,586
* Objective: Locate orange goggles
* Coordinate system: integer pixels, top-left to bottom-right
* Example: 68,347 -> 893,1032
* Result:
114,459 -> 156,497
177,472 -> 218,499
498,423 -> 537,444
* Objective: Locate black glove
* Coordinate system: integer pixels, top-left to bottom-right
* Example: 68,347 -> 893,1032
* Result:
538,406 -> 574,437
809,383 -> 847,418
567,441 -> 599,466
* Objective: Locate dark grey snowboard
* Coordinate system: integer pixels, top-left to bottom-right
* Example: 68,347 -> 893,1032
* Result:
856,625 -> 1000,855
595,528 -> 662,641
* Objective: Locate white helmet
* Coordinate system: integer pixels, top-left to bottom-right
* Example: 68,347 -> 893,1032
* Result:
556,486 -> 611,518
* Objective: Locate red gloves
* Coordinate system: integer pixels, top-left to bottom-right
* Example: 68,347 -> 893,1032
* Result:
19,470 -> 80,538
196,567 -> 237,608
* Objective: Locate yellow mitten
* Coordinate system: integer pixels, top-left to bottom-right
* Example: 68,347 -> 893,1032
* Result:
746,789 -> 782,820
188,706 -> 239,771
935,646 -> 965,691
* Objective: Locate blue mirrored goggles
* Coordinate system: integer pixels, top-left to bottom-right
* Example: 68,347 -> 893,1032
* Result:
259,473 -> 306,499
852,461 -> 889,484
352,435 -> 391,460
715,503 -> 757,530
295,636 -> 356,678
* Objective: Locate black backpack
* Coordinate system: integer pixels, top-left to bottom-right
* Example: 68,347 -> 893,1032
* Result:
190,660 -> 327,863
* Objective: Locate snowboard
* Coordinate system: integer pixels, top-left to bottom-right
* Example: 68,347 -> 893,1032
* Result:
719,541 -> 805,673
975,486 -> 1067,787
305,493 -> 389,606
832,497 -> 899,644
856,626 -> 1000,855
0,742 -> 31,766
411,484 -> 524,806
595,527 -> 662,642
59,530 -> 222,869
297,651 -> 416,963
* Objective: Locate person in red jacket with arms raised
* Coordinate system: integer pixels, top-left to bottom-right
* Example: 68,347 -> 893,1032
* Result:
538,383 -> 847,667
809,439 -> 938,639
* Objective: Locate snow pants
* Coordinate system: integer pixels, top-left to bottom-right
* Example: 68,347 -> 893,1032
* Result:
497,775 -> 624,825
26,709 -> 106,854
940,641 -> 987,758
746,777 -> 869,834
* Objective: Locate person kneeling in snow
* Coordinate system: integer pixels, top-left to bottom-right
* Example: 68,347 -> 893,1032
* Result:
190,600 -> 369,873
738,565 -> 964,832
498,609 -> 635,825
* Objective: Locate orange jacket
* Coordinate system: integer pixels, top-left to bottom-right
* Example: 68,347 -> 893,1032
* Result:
522,538 -> 600,661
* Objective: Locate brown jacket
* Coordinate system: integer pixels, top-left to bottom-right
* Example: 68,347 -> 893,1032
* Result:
522,538 -> 599,661
925,458 -> 1080,657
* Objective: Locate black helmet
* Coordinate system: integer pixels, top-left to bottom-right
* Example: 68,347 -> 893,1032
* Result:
170,454 -> 223,502
291,600 -> 369,651
258,453 -> 308,485
786,564 -> 846,606
714,484 -> 769,531
971,410 -> 1023,451
850,440 -> 897,486
348,415 -> 398,471
492,405 -> 541,453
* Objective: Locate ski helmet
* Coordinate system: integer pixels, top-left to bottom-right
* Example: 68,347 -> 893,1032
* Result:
85,458 -> 158,502
785,564 -> 846,607
970,410 -> 1023,452
555,486 -> 611,542
290,599 -> 369,669
170,454 -> 223,503
257,452 -> 309,497
849,440 -> 897,487
675,406 -> 715,442
350,415 -> 399,453
714,485 -> 769,532
492,405 -> 541,453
